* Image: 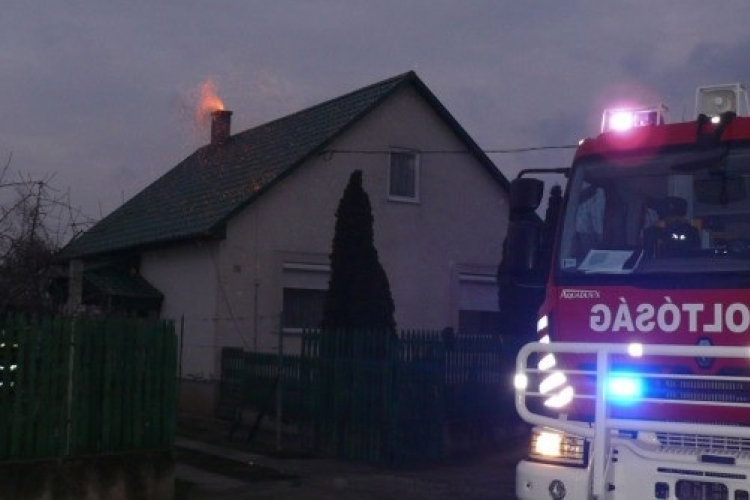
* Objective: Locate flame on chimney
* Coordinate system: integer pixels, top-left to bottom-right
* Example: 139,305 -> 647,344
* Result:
194,80 -> 232,145
196,80 -> 225,122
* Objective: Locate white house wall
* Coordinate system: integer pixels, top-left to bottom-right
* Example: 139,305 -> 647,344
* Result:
215,85 -> 509,357
140,241 -> 220,379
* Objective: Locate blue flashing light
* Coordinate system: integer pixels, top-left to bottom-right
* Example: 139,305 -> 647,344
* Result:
607,375 -> 643,403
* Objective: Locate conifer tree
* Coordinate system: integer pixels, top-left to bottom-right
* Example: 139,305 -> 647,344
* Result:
318,170 -> 395,452
321,170 -> 396,334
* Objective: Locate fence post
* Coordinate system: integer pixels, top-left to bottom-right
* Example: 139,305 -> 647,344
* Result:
276,314 -> 283,453
65,319 -> 76,456
178,315 -> 184,380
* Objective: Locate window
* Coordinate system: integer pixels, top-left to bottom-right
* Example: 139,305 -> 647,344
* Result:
282,262 -> 330,332
459,310 -> 501,335
458,273 -> 499,335
557,147 -> 750,275
389,150 -> 419,201
282,288 -> 327,330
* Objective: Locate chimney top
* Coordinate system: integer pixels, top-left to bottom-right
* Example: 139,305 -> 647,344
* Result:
210,109 -> 233,145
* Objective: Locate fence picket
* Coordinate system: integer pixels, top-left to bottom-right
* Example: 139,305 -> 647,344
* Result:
36,318 -> 52,457
23,319 -> 39,458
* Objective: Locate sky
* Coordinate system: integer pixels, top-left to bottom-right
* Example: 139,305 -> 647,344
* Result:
3,1 -> 750,232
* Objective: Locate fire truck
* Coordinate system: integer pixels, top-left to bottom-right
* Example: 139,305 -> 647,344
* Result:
507,83 -> 750,500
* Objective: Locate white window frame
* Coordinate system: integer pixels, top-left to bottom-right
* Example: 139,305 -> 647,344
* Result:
388,148 -> 420,203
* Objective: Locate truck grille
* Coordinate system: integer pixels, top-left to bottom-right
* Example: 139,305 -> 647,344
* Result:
647,378 -> 750,403
675,480 -> 728,500
656,432 -> 750,453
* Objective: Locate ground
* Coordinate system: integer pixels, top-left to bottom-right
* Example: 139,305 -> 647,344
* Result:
174,414 -> 527,500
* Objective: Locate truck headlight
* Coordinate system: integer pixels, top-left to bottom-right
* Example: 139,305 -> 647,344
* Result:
529,428 -> 588,467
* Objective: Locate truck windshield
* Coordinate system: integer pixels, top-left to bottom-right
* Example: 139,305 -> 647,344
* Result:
558,145 -> 750,275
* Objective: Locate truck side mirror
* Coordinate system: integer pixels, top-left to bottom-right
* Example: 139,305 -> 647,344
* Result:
510,178 -> 544,212
504,177 -> 546,284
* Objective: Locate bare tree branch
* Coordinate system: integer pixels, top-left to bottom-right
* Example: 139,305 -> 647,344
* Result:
0,152 -> 97,315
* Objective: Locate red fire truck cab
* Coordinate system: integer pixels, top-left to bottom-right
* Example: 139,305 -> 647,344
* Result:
509,84 -> 750,500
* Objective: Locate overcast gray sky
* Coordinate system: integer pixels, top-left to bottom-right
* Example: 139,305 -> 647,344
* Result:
3,1 -> 750,225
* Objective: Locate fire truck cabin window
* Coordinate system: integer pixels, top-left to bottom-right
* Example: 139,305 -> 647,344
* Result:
558,147 -> 750,274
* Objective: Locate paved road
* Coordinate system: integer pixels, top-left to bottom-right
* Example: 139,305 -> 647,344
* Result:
175,437 -> 524,500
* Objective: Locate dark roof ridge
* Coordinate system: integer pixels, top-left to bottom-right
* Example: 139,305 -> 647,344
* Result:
233,71 -> 416,139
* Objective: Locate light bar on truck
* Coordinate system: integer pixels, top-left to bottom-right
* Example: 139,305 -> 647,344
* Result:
601,104 -> 668,133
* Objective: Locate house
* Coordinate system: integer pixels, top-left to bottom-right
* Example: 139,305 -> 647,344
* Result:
61,71 -> 511,414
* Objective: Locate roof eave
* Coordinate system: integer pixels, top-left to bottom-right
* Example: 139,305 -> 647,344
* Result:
59,230 -> 223,261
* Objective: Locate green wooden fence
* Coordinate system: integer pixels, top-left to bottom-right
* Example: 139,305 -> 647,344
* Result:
218,329 -> 508,465
0,316 -> 178,461
303,329 -> 402,463
218,349 -> 309,423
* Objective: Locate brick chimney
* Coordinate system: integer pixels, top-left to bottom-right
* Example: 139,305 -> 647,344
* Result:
210,109 -> 233,145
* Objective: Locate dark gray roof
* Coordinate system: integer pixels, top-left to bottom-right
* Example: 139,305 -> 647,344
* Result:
62,71 -> 508,259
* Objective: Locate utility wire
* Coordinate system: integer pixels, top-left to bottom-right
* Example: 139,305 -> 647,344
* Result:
323,144 -> 578,155
484,145 -> 578,153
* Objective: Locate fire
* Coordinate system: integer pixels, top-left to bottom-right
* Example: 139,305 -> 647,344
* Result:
195,80 -> 225,123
